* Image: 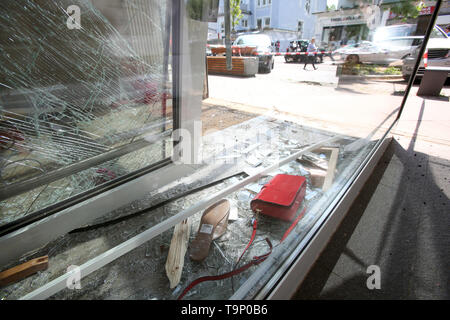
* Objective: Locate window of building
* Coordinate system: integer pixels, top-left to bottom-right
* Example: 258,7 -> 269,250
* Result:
241,19 -> 248,28
305,0 -> 311,14
298,20 -> 303,37
265,17 -> 271,27
257,18 -> 262,30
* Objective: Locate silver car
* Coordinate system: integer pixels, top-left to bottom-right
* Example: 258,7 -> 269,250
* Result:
334,40 -> 413,65
402,25 -> 450,81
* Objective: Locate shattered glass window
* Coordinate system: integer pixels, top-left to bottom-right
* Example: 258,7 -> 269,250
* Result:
0,0 -> 173,227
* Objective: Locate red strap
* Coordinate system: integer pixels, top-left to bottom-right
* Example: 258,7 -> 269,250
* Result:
234,218 -> 258,269
281,207 -> 307,243
178,207 -> 306,300
177,238 -> 272,300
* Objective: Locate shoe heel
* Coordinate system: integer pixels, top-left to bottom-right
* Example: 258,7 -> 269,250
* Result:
213,211 -> 229,240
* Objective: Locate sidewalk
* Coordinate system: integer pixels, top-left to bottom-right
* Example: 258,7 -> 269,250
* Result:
292,87 -> 450,299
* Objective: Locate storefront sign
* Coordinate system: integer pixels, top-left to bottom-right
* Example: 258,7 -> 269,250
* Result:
331,15 -> 363,22
389,6 -> 435,19
420,6 -> 435,15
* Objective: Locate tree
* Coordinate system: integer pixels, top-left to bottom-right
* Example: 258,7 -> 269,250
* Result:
327,4 -> 337,11
230,0 -> 243,33
186,0 -> 204,21
360,0 -> 424,21
388,0 -> 424,20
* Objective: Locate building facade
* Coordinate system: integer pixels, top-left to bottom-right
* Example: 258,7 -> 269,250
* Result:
208,0 -> 327,50
313,0 -> 441,48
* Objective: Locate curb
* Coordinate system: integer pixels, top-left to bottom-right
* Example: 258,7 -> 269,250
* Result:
338,74 -> 404,81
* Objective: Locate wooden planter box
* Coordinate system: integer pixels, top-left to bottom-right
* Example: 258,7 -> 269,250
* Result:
207,56 -> 258,77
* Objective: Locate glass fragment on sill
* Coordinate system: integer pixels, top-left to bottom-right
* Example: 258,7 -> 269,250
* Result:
244,183 -> 262,194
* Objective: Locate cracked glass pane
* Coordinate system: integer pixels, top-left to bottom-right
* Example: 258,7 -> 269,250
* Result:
0,0 -> 173,227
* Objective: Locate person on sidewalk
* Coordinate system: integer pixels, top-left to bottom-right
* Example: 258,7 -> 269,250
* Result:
304,37 -> 317,70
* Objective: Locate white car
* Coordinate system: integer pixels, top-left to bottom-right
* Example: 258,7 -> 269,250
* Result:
402,25 -> 450,81
333,40 -> 412,65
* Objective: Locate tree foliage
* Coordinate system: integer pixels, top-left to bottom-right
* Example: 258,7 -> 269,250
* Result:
359,0 -> 424,20
230,0 -> 243,32
387,0 -> 424,20
327,4 -> 337,11
186,0 -> 204,21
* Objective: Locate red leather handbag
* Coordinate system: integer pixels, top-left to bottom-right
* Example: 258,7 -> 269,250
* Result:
250,174 -> 307,221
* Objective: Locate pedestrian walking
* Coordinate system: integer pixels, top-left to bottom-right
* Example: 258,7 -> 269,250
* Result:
304,37 -> 317,70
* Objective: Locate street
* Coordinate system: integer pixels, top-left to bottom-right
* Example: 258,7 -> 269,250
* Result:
206,56 -> 450,142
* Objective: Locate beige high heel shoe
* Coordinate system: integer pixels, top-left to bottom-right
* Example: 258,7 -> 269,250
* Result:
189,199 -> 230,261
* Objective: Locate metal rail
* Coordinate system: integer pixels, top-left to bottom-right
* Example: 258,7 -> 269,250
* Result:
0,130 -> 172,202
396,0 -> 442,121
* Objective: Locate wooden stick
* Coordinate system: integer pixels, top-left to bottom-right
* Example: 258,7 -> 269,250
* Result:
309,168 -> 327,189
165,219 -> 191,289
322,147 -> 339,191
0,256 -> 48,287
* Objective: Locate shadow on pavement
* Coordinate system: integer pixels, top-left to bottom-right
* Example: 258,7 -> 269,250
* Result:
293,100 -> 450,300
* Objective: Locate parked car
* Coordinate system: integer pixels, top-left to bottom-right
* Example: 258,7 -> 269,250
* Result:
402,25 -> 450,81
284,39 -> 324,64
233,33 -> 274,73
332,42 -> 360,61
333,40 -> 412,65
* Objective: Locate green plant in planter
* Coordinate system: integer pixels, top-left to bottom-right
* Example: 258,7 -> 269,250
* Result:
383,66 -> 402,75
364,64 -> 377,74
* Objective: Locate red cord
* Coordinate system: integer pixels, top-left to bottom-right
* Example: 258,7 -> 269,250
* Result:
177,238 -> 272,300
281,207 -> 307,243
234,218 -> 258,269
178,207 -> 306,300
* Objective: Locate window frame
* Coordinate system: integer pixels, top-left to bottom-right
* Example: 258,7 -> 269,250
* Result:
257,18 -> 263,30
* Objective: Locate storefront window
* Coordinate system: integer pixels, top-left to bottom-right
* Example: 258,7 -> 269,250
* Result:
0,0 -> 442,301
